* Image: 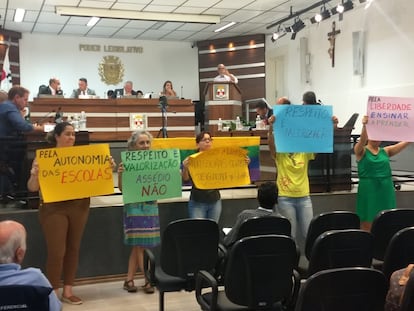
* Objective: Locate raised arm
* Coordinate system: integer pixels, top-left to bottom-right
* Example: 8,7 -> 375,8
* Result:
354,115 -> 368,161
267,115 -> 276,159
385,142 -> 411,157
27,158 -> 40,192
181,157 -> 191,182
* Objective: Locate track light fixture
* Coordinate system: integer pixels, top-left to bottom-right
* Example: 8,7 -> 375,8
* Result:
310,5 -> 331,24
271,25 -> 287,43
331,0 -> 353,21
285,17 -> 305,33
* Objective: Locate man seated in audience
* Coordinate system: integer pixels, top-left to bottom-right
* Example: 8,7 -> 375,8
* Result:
223,182 -> 279,247
38,78 -> 63,96
0,220 -> 61,311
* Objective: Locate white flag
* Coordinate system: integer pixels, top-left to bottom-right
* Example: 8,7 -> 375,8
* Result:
1,47 -> 12,91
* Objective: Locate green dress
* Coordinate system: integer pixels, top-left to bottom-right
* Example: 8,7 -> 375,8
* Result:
356,147 -> 395,222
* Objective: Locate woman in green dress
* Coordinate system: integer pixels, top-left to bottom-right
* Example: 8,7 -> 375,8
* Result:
354,115 -> 410,231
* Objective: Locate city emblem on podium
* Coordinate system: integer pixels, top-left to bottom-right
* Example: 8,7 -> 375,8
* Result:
213,84 -> 229,100
98,55 -> 124,85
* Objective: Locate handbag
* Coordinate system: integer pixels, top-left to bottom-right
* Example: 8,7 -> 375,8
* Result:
385,264 -> 414,311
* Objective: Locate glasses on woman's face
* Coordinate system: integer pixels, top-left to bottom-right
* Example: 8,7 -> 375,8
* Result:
200,137 -> 212,142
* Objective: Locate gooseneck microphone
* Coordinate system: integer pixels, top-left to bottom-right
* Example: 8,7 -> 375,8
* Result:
54,107 -> 63,123
37,109 -> 55,124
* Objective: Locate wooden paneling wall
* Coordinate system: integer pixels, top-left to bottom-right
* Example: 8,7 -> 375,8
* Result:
197,34 -> 266,105
0,29 -> 22,87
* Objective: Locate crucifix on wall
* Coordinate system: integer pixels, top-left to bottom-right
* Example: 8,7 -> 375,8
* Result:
327,21 -> 341,67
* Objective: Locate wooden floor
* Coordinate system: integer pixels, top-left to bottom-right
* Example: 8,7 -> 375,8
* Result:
62,279 -> 201,311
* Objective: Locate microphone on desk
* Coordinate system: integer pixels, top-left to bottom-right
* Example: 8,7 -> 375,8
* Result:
37,109 -> 55,125
180,86 -> 184,99
54,107 -> 63,123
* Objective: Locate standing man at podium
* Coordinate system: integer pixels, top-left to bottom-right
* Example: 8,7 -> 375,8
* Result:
214,64 -> 238,84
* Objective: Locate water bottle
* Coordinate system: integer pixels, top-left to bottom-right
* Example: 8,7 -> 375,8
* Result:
79,111 -> 87,130
235,116 -> 242,130
255,115 -> 262,129
72,113 -> 80,131
217,118 -> 223,131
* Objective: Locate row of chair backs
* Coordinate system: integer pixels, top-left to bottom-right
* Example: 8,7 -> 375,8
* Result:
161,218 -> 219,280
295,267 -> 387,311
307,229 -> 373,277
196,234 -> 300,311
0,285 -> 51,311
371,209 -> 414,261
382,226 -> 414,283
305,211 -> 360,260
224,235 -> 298,308
236,215 -> 291,240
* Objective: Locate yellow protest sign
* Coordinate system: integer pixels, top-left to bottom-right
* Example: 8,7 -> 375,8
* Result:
36,144 -> 114,203
152,136 -> 260,149
188,146 -> 250,189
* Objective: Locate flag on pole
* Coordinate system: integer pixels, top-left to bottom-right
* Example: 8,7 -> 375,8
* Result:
1,47 -> 12,91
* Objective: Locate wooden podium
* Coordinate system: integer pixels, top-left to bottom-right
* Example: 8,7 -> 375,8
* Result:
204,82 -> 242,132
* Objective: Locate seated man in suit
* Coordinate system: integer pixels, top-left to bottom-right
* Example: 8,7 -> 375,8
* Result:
70,78 -> 96,98
38,78 -> 63,97
113,80 -> 137,98
0,220 -> 61,311
255,100 -> 273,125
223,182 -> 279,247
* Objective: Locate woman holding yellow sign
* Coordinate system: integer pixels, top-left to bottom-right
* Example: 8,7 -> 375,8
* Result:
27,122 -> 116,305
117,130 -> 160,294
182,132 -> 222,222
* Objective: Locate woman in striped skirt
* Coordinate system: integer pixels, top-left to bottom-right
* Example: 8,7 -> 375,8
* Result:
117,130 -> 160,294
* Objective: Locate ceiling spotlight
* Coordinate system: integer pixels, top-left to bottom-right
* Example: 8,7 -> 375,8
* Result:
271,26 -> 287,43
336,4 -> 345,13
311,5 -> 331,24
342,0 -> 354,11
286,17 -> 305,34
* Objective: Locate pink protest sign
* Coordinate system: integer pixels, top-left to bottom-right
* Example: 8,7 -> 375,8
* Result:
366,96 -> 414,142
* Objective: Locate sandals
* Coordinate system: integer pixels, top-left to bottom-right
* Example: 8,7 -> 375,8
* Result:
142,282 -> 155,294
123,280 -> 138,293
61,295 -> 83,305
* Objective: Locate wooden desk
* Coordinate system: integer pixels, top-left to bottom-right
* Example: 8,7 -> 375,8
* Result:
30,98 -> 196,141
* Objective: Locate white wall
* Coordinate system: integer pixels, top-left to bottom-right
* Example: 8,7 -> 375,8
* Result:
266,0 -> 414,133
19,34 -> 199,101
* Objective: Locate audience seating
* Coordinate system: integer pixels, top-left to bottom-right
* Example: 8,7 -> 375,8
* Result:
298,211 -> 360,274
236,215 -> 291,240
306,229 -> 373,278
295,267 -> 387,311
304,211 -> 360,260
0,285 -> 52,311
382,226 -> 414,284
196,235 -> 300,311
144,218 -> 219,311
371,209 -> 414,269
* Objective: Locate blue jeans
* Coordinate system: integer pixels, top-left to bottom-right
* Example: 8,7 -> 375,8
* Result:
276,196 -> 313,239
188,199 -> 222,223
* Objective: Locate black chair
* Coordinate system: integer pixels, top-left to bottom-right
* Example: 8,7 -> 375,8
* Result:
144,218 -> 219,311
236,215 -> 291,240
196,235 -> 300,311
371,209 -> 414,268
306,229 -> 373,278
382,227 -> 414,283
304,211 -> 361,260
294,267 -> 387,311
400,268 -> 414,311
0,285 -> 52,311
